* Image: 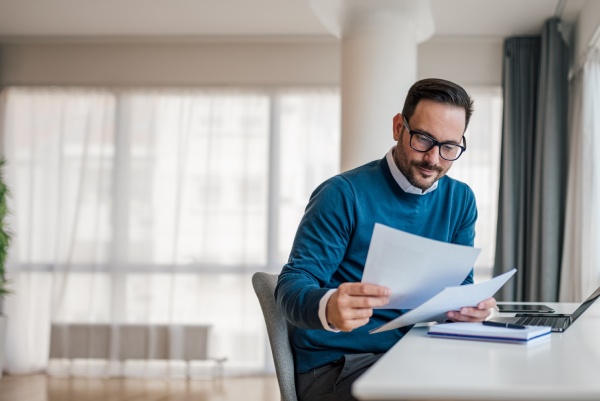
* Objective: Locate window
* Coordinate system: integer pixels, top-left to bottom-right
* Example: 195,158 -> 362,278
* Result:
448,86 -> 503,281
2,87 -> 340,373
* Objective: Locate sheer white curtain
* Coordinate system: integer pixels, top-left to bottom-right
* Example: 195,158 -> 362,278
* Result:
560,48 -> 600,301
2,88 -> 115,374
1,87 -> 340,376
447,87 -> 503,281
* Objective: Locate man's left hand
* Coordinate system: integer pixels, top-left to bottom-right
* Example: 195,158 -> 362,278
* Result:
446,297 -> 496,322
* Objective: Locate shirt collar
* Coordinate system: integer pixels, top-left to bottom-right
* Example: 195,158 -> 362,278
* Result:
385,146 -> 438,195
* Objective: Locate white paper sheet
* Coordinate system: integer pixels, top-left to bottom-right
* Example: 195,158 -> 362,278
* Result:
370,268 -> 517,334
362,223 -> 481,309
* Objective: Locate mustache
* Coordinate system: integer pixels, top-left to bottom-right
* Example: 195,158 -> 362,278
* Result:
411,160 -> 443,173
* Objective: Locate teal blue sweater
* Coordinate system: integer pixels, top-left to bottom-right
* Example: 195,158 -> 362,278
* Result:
275,156 -> 476,373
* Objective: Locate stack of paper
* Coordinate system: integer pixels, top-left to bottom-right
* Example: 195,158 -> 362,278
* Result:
427,322 -> 551,344
362,223 -> 482,309
362,223 -> 517,334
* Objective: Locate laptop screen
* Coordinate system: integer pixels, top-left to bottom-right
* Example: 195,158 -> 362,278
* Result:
570,287 -> 600,322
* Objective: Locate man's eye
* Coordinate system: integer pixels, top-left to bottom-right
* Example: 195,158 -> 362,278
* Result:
416,134 -> 433,144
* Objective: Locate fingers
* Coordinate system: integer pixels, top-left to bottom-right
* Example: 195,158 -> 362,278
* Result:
332,308 -> 373,332
446,308 -> 491,322
478,297 -> 497,310
336,283 -> 391,308
340,282 -> 391,297
326,283 -> 391,332
446,297 -> 497,323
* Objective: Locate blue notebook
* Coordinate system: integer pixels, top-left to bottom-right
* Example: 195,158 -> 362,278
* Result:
427,322 -> 551,344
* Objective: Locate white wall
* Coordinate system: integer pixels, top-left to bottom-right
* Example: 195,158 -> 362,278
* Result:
0,39 -> 340,86
418,37 -> 503,87
0,37 -> 503,88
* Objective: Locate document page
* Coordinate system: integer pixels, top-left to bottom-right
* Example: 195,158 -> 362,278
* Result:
362,223 -> 481,309
370,269 -> 517,334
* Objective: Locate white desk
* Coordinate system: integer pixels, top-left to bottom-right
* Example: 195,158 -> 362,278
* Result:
353,301 -> 600,400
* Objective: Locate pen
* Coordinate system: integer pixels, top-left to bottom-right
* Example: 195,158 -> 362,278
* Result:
482,321 -> 527,330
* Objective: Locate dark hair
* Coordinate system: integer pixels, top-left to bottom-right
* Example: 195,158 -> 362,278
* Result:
402,78 -> 474,132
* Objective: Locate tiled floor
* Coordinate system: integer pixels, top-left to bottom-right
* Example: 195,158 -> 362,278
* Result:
0,374 -> 280,401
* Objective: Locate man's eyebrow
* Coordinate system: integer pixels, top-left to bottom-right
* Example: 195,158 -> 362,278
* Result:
411,128 -> 461,145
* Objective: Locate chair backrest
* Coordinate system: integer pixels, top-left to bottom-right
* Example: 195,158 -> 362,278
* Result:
252,272 -> 298,401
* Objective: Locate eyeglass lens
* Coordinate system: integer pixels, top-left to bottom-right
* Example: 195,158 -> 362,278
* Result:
410,133 -> 463,160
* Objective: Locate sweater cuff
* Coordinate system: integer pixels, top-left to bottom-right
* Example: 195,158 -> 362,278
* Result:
318,289 -> 340,332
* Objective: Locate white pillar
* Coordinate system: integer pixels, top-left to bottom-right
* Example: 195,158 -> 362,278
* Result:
310,0 -> 434,171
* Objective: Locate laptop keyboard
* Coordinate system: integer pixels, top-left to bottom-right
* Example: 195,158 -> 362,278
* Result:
515,316 -> 568,330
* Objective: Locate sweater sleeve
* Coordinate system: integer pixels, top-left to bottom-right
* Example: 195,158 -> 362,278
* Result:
454,184 -> 478,285
275,176 -> 355,330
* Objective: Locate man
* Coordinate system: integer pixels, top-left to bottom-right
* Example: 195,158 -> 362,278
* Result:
275,78 -> 496,401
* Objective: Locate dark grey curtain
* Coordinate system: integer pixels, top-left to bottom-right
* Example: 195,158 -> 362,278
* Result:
493,18 -> 569,302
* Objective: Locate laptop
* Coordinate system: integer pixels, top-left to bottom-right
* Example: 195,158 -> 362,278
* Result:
489,286 -> 600,332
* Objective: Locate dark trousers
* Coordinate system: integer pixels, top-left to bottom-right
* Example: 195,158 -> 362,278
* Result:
295,353 -> 384,401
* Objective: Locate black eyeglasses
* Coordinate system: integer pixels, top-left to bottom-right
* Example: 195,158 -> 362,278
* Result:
402,117 -> 466,161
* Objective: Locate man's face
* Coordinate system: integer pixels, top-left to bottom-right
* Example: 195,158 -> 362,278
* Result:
392,100 -> 466,191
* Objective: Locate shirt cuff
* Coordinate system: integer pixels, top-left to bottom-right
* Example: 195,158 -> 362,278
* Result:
319,289 -> 340,332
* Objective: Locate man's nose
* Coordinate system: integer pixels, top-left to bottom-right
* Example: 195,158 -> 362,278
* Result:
423,146 -> 440,164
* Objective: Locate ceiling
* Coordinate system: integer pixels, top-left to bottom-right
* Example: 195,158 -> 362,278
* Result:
0,0 -> 588,40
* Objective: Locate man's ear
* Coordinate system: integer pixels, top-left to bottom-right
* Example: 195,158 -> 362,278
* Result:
393,113 -> 403,141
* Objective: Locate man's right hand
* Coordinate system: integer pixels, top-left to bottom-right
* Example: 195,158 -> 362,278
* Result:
326,283 -> 391,332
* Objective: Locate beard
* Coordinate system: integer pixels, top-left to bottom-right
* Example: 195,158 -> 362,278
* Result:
394,149 -> 445,191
